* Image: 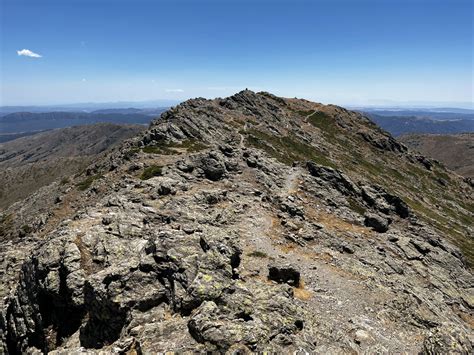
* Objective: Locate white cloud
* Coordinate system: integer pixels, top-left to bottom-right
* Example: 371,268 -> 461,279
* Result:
17,49 -> 42,58
165,89 -> 184,93
82,78 -> 87,82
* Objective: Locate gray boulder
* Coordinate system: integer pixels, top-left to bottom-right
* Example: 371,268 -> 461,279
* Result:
200,151 -> 227,181
364,212 -> 390,233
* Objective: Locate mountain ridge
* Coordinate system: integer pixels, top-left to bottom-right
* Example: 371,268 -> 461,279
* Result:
0,90 -> 472,353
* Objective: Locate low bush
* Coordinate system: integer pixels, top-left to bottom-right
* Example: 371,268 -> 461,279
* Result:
140,165 -> 163,180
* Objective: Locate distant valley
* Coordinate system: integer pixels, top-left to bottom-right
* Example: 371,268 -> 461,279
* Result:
0,123 -> 145,209
0,108 -> 167,143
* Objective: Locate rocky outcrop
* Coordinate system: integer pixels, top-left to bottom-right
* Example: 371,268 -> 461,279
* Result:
0,91 -> 472,353
364,212 -> 390,232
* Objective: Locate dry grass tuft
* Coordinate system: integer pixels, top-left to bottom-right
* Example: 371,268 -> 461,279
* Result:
294,279 -> 312,301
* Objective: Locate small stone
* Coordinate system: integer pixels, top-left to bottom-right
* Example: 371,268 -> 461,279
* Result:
354,329 -> 371,344
182,225 -> 196,234
158,183 -> 173,196
102,216 -> 113,225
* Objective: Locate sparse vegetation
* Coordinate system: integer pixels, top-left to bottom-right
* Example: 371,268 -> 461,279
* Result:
142,145 -> 174,154
142,139 -> 208,155
0,213 -> 14,238
76,174 -> 102,191
295,109 -> 314,117
293,279 -> 312,300
405,196 -> 474,266
123,147 -> 141,160
307,111 -> 338,138
2,90 -> 473,352
347,198 -> 367,215
180,139 -> 208,152
60,177 -> 70,185
20,224 -> 33,235
244,129 -> 335,167
258,91 -> 287,105
248,250 -> 268,258
140,165 -> 163,180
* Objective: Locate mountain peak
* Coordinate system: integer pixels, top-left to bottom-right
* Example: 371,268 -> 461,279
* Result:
1,92 -> 472,354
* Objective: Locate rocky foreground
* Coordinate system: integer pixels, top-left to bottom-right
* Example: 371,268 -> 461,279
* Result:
0,91 -> 473,353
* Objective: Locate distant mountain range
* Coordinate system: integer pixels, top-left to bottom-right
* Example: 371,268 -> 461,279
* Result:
0,110 -> 168,142
2,105 -> 473,143
0,100 -> 179,116
363,112 -> 474,136
357,107 -> 474,115
361,109 -> 474,120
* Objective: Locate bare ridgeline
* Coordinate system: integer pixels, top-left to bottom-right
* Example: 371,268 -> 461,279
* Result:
1,91 -> 472,353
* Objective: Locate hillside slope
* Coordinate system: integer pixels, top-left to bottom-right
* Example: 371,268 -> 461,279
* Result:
0,123 -> 145,209
0,91 -> 472,354
400,133 -> 474,178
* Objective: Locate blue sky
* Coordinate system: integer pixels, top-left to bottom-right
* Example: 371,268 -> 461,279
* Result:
1,0 -> 472,106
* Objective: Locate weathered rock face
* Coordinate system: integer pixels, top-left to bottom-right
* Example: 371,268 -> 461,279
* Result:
364,212 -> 390,233
0,90 -> 473,353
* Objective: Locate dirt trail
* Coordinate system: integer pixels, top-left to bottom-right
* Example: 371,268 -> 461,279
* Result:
304,110 -> 316,123
238,122 -> 249,148
283,167 -> 301,195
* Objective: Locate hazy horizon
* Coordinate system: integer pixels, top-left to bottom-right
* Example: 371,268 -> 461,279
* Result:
1,95 -> 473,111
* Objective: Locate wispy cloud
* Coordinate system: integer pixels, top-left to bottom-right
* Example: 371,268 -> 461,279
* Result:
165,89 -> 184,93
17,49 -> 42,58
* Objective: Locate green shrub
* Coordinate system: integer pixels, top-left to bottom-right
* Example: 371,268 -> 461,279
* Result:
347,198 -> 367,215
140,165 -> 163,180
76,174 -> 102,191
142,139 -> 207,155
142,145 -> 175,155
123,147 -> 140,160
21,224 -> 33,235
180,139 -> 208,152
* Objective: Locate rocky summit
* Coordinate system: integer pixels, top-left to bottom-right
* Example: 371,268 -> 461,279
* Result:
0,90 -> 473,354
